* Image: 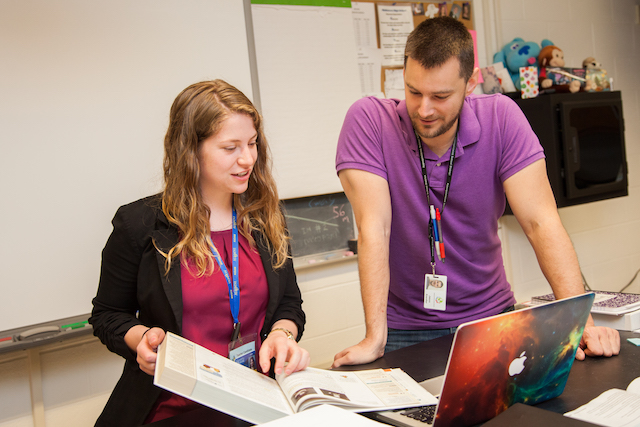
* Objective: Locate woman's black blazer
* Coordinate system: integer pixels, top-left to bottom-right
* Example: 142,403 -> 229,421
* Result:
89,195 -> 305,426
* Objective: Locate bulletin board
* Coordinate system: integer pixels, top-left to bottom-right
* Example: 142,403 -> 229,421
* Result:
352,1 -> 475,96
410,2 -> 474,30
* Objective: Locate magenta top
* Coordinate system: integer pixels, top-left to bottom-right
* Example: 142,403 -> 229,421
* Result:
146,230 -> 268,423
181,229 -> 269,356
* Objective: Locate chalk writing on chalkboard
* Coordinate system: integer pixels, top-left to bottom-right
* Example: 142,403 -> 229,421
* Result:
283,192 -> 355,258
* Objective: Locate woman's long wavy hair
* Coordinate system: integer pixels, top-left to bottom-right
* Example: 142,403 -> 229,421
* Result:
159,80 -> 288,276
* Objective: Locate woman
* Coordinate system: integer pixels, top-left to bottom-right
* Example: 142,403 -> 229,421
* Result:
90,80 -> 309,426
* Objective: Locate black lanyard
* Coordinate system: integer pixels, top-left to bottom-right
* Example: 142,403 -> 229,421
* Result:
415,129 -> 457,272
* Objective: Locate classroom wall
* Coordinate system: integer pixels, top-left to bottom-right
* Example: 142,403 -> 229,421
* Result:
493,0 -> 640,302
2,1 -> 640,426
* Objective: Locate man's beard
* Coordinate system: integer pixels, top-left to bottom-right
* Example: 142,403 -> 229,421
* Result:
412,102 -> 463,140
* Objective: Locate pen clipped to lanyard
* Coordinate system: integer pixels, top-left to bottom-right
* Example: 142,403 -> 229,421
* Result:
415,129 -> 456,267
436,207 -> 445,261
430,205 -> 441,261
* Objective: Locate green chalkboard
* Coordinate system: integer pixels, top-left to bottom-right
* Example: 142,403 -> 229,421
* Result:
283,192 -> 355,258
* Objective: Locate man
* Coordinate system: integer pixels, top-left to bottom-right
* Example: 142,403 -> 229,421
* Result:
332,17 -> 619,368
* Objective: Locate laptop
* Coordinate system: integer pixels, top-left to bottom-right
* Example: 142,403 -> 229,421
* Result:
375,293 -> 595,427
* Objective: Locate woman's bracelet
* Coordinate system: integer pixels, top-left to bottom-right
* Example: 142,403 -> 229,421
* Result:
141,327 -> 152,339
269,327 -> 294,340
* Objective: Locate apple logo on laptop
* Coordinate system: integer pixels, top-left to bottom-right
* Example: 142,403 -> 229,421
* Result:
508,351 -> 527,376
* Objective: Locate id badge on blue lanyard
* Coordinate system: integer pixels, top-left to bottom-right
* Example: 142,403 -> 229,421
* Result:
208,207 -> 257,369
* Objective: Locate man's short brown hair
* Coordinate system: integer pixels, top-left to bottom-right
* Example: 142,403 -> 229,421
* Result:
404,17 -> 474,81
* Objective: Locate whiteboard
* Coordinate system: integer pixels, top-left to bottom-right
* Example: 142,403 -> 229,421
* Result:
252,4 -> 361,199
0,0 -> 252,331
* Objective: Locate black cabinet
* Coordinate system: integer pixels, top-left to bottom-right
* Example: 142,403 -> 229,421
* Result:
509,91 -> 627,211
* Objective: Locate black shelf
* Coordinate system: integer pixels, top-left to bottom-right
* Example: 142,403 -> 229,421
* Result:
505,91 -> 627,213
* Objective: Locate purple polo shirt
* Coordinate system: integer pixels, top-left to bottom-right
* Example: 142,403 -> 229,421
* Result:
336,94 -> 544,329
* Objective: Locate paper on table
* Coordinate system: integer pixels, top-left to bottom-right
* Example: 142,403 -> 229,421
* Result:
260,404 -> 384,426
564,377 -> 640,426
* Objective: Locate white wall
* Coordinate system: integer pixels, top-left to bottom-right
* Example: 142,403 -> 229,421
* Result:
0,337 -> 124,427
495,0 -> 640,303
3,1 -> 640,425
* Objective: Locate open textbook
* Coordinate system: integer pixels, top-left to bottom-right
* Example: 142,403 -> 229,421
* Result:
154,332 -> 437,424
565,377 -> 640,426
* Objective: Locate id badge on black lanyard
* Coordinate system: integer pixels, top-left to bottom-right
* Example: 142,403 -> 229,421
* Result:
424,274 -> 447,311
415,129 -> 457,312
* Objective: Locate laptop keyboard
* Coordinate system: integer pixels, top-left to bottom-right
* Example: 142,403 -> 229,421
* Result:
398,405 -> 437,424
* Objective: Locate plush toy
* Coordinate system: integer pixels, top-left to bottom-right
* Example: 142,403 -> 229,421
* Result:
537,45 -> 589,93
493,38 -> 553,88
537,45 -> 579,93
582,57 -> 603,70
582,57 -> 610,91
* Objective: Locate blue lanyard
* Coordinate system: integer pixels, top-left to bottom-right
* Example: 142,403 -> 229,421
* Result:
208,207 -> 240,339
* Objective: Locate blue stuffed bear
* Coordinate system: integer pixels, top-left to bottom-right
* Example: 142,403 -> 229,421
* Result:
493,38 -> 553,88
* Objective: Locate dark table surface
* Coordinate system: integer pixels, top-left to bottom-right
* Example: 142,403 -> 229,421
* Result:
145,330 -> 640,426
